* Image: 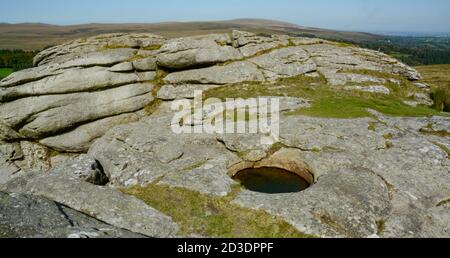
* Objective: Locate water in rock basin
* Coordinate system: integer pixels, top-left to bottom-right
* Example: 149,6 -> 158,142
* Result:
233,167 -> 310,194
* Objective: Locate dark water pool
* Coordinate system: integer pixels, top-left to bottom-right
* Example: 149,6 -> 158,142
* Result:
233,167 -> 310,194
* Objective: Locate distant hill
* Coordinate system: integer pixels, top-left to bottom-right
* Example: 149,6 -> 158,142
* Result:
0,19 -> 381,50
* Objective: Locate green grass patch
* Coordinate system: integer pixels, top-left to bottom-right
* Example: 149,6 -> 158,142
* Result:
140,45 -> 162,51
288,95 -> 439,118
205,70 -> 442,118
333,42 -> 357,48
0,68 -> 13,79
288,96 -> 371,118
122,184 -> 313,238
205,74 -> 440,119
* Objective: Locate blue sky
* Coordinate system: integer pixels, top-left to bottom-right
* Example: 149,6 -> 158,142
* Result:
1,0 -> 450,33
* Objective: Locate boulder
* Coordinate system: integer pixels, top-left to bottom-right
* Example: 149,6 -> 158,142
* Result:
303,44 -> 421,80
1,161 -> 179,237
108,62 -> 134,72
0,143 -> 21,185
157,84 -> 221,100
88,113 -> 238,195
404,92 -> 434,106
320,70 -> 387,86
40,113 -> 139,152
0,34 -> 163,153
133,57 -> 157,71
290,37 -> 329,45
0,66 -> 66,88
33,33 -> 166,66
0,192 -> 145,238
344,85 -> 391,95
414,82 -> 431,90
1,31 -> 427,160
49,154 -> 109,185
232,30 -> 290,57
0,67 -> 155,101
164,61 -> 265,85
249,46 -> 317,80
51,48 -> 138,70
0,83 -> 153,139
157,35 -> 242,69
13,141 -> 51,172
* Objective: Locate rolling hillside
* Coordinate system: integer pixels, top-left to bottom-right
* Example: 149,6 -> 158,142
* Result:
0,19 -> 381,50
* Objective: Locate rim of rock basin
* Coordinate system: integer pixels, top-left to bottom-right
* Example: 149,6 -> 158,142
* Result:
228,152 -> 315,194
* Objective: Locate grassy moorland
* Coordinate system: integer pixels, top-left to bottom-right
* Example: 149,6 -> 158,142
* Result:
0,19 -> 380,50
416,64 -> 450,112
416,64 -> 450,89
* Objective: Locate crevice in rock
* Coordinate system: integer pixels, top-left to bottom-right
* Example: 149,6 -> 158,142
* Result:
216,138 -> 239,154
55,198 -> 149,237
277,138 -> 323,153
113,137 -> 150,155
429,141 -> 450,160
436,198 -> 450,207
368,169 -> 396,201
54,62 -> 126,72
91,159 -> 110,186
157,61 -> 227,72
0,71 -> 66,88
375,219 -> 386,235
55,202 -> 76,227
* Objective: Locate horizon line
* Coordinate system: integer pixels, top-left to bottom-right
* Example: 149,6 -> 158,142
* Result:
1,18 -> 449,36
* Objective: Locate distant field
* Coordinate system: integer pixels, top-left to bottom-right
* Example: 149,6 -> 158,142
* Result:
416,64 -> 450,112
0,68 -> 13,79
416,64 -> 450,89
1,19 -> 449,66
360,37 -> 450,66
0,19 -> 380,51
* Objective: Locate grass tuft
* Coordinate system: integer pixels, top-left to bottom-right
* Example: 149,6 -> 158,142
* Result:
376,219 -> 386,235
431,141 -> 450,159
140,45 -> 162,51
416,65 -> 450,112
121,184 -> 313,238
431,86 -> 450,112
0,68 -> 13,80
